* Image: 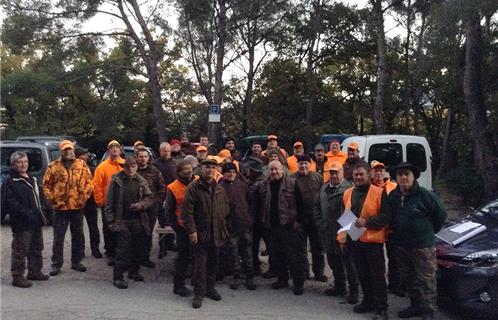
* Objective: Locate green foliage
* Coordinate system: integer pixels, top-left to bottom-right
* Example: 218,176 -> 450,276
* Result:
443,167 -> 484,206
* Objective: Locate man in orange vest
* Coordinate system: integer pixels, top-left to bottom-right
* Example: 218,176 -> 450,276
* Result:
344,162 -> 391,320
261,135 -> 289,166
325,139 -> 347,165
370,160 -> 403,298
160,159 -> 195,297
93,140 -> 125,263
287,141 -> 306,174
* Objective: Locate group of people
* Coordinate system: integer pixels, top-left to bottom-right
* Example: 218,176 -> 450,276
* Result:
2,133 -> 447,320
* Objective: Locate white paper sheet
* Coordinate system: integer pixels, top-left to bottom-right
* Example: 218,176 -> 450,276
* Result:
337,209 -> 357,227
450,221 -> 480,233
336,222 -> 366,241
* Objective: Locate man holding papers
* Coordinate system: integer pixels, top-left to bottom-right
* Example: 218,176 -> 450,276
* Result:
356,162 -> 447,320
341,162 -> 391,320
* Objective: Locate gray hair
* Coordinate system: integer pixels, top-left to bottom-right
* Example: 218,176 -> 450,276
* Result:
10,151 -> 28,167
183,155 -> 199,167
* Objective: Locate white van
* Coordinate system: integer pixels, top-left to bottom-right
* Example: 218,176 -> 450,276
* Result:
341,135 -> 433,190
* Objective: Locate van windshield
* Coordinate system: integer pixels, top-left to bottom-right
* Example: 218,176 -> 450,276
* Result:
368,143 -> 403,171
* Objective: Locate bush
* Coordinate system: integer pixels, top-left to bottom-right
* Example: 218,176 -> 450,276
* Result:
443,167 -> 484,206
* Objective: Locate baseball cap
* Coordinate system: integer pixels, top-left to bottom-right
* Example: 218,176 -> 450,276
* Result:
325,161 -> 343,171
60,140 -> 74,151
348,142 -> 359,151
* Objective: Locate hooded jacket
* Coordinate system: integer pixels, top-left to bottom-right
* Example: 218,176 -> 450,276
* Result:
93,157 -> 124,207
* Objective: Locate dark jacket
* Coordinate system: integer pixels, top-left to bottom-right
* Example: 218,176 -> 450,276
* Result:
137,164 -> 166,205
152,157 -> 177,185
1,170 -> 48,233
247,173 -> 265,225
103,171 -> 154,235
366,182 -> 447,249
221,177 -> 253,232
313,180 -> 352,253
258,175 -> 299,228
182,177 -> 230,247
291,171 -> 323,223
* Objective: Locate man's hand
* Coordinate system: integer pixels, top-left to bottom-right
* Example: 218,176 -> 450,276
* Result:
129,203 -> 141,211
189,232 -> 198,244
355,218 -> 366,228
292,221 -> 300,232
108,221 -> 119,232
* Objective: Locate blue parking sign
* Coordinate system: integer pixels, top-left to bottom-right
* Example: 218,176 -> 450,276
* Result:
209,104 -> 220,114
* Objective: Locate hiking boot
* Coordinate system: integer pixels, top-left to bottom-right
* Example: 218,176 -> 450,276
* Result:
245,278 -> 256,290
206,289 -> 222,301
71,263 -> 87,272
49,266 -> 61,276
293,285 -> 304,295
373,309 -> 389,320
92,248 -> 103,259
262,270 -> 276,279
271,280 -> 289,289
324,286 -> 346,296
398,306 -> 423,318
192,295 -> 203,309
12,275 -> 33,288
107,258 -> 114,266
347,290 -> 359,304
27,272 -> 49,281
141,259 -> 155,269
173,284 -> 192,297
229,278 -> 239,290
113,279 -> 128,289
353,301 -> 375,314
314,274 -> 328,282
128,273 -> 144,281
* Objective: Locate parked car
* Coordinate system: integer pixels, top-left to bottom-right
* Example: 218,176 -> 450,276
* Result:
436,198 -> 498,318
341,135 -> 433,190
0,141 -> 61,223
100,146 -> 158,163
16,135 -> 77,145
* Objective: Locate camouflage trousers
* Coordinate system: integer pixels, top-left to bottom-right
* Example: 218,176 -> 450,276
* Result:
11,228 -> 44,276
394,245 -> 437,312
230,230 -> 254,279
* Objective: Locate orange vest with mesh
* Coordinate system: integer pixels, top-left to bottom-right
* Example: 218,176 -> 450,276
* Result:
167,179 -> 188,227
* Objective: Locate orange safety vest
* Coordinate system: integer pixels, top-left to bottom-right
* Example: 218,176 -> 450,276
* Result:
167,179 -> 188,227
325,150 -> 347,165
373,179 -> 397,195
342,185 -> 386,244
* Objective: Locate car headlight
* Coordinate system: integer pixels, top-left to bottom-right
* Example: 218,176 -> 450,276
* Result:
460,249 -> 498,267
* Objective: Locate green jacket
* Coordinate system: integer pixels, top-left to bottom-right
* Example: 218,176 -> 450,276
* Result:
313,180 -> 352,253
104,171 -> 154,235
366,182 -> 447,249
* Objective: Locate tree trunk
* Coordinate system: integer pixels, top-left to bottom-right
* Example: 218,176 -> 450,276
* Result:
436,106 -> 454,178
210,0 -> 228,147
242,40 -> 255,137
463,13 -> 498,201
372,0 -> 387,134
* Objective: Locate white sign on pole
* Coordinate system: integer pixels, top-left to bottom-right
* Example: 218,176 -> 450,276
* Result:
208,104 -> 220,122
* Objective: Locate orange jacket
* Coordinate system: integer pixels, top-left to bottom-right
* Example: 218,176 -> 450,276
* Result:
167,179 -> 188,227
93,157 -> 124,207
287,155 -> 317,174
43,158 -> 93,211
339,185 -> 386,244
325,150 -> 347,165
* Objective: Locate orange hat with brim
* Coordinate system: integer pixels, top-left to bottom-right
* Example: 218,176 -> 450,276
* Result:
370,160 -> 386,169
267,135 -> 278,141
348,142 -> 359,151
133,141 -> 144,148
218,149 -> 231,159
325,161 -> 343,171
60,140 -> 74,151
107,140 -> 120,149
293,141 -> 304,148
207,155 -> 223,165
196,145 -> 208,152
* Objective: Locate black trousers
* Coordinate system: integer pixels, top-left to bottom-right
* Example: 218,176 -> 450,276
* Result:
326,244 -> 359,292
101,208 -> 117,258
11,228 -> 44,276
352,241 -> 388,311
51,210 -> 84,268
301,221 -> 325,277
113,219 -> 148,279
192,244 -> 219,297
252,223 -> 274,273
171,224 -> 192,286
144,205 -> 158,259
268,225 -> 307,287
82,196 -> 100,253
386,239 -> 402,288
